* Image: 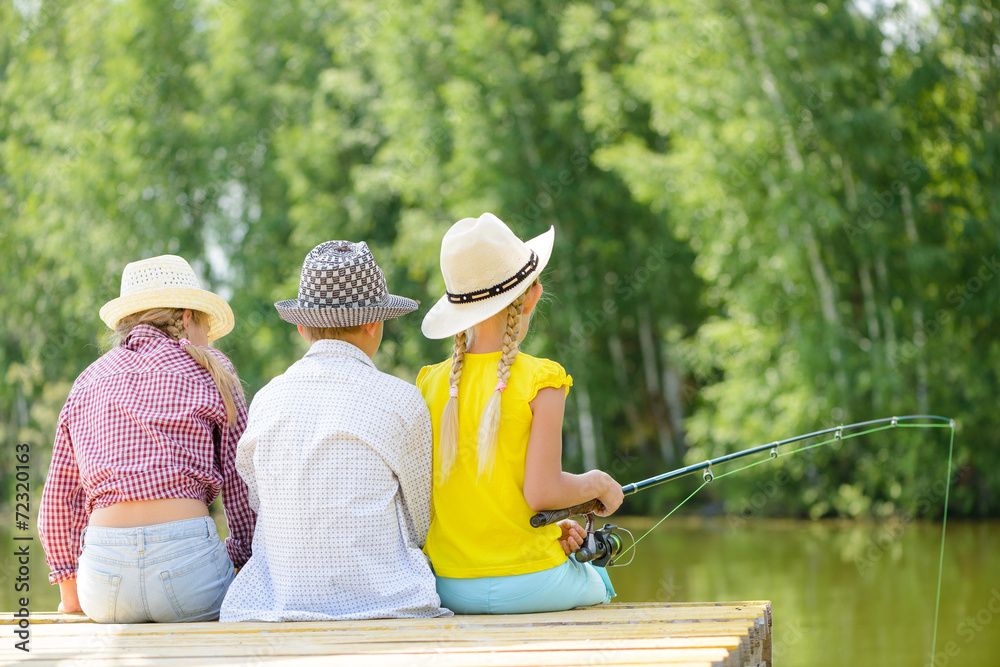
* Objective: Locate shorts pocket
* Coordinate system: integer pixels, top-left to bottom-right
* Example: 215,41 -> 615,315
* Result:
160,545 -> 227,620
77,558 -> 123,623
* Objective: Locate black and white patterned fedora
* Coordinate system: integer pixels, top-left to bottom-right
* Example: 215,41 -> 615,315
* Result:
275,241 -> 418,327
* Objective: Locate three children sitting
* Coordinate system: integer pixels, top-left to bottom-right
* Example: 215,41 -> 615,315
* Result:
40,214 -> 623,621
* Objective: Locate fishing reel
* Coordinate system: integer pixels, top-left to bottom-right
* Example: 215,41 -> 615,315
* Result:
574,514 -> 634,568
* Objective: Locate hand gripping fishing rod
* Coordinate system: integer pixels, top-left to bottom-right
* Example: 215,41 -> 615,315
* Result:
530,415 -> 953,565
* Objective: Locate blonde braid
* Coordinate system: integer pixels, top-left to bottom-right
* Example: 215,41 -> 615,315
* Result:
181,341 -> 242,426
476,291 -> 526,481
163,312 -> 186,340
113,308 -> 244,426
437,331 -> 467,484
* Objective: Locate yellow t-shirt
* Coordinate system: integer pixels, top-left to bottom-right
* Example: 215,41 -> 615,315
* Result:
416,352 -> 572,578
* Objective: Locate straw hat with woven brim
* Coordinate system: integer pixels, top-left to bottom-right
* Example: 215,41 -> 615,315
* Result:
275,240 -> 419,327
421,213 -> 554,340
99,255 -> 235,342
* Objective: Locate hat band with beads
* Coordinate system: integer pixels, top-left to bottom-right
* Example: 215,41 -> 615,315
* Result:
446,252 -> 538,304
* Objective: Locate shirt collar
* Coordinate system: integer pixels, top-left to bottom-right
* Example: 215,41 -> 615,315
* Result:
303,338 -> 377,369
125,324 -> 172,345
124,324 -> 196,351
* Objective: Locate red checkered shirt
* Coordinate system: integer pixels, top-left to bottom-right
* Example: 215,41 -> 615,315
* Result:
38,325 -> 255,584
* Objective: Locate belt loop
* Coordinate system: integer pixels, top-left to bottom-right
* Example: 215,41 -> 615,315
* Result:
80,527 -> 87,551
137,526 -> 145,554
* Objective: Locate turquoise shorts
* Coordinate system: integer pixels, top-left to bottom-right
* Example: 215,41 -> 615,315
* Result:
435,556 -> 615,614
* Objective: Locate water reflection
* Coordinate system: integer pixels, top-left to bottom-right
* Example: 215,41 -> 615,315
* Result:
608,517 -> 1000,667
5,517 -> 997,666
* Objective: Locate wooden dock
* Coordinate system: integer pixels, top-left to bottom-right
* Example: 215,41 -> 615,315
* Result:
2,601 -> 771,666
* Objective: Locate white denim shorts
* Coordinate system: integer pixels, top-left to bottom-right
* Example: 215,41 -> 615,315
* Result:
78,516 -> 235,623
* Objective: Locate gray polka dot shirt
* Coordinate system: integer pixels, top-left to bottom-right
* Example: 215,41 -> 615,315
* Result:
219,339 -> 452,621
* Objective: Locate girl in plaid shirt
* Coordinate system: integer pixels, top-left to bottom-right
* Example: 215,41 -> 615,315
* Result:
38,255 -> 255,623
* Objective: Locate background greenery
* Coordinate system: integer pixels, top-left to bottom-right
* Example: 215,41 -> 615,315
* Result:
2,0 -> 997,519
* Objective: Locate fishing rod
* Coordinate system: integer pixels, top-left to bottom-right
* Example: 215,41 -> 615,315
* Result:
531,414 -> 953,566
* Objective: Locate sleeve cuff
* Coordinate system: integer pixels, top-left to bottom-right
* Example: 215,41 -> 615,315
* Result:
528,371 -> 574,402
48,569 -> 77,585
225,538 -> 251,570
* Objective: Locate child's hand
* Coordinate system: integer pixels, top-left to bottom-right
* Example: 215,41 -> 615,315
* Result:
557,519 -> 586,555
593,472 -> 624,517
58,580 -> 82,613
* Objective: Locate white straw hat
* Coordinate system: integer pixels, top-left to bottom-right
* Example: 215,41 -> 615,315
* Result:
421,213 -> 554,340
99,255 -> 235,342
275,240 -> 418,327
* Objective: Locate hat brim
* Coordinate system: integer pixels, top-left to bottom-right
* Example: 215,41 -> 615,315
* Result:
421,226 -> 554,340
99,287 -> 235,342
275,294 -> 419,328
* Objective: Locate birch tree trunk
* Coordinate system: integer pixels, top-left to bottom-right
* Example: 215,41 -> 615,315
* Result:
744,7 -> 846,399
874,253 -> 898,364
638,307 -> 676,464
901,184 -> 930,414
575,382 -> 599,471
608,333 -> 645,440
663,365 -> 687,455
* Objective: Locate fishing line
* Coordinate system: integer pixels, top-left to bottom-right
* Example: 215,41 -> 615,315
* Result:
930,422 -> 955,659
616,482 -> 708,557
612,418 -> 956,657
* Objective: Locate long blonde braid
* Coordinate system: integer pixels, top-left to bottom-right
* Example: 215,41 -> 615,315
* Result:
476,291 -> 526,481
437,330 -> 467,484
112,308 -> 244,425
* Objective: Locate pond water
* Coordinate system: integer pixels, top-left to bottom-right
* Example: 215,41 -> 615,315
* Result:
608,516 -> 1000,667
4,516 -> 998,666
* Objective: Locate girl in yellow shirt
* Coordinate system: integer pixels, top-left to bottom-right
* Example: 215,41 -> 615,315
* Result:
417,212 -> 624,614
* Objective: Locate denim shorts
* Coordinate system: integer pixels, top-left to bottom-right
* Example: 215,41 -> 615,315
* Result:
77,516 -> 235,623
435,556 -> 616,614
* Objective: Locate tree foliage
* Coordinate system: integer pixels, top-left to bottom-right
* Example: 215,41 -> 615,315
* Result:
2,0 -> 997,517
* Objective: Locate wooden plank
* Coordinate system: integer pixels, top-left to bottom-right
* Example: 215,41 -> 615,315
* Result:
13,657 -> 724,667
10,648 -> 732,667
2,602 -> 772,667
25,622 -> 759,645
10,614 -> 764,636
6,603 -> 768,626
17,635 -> 748,654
